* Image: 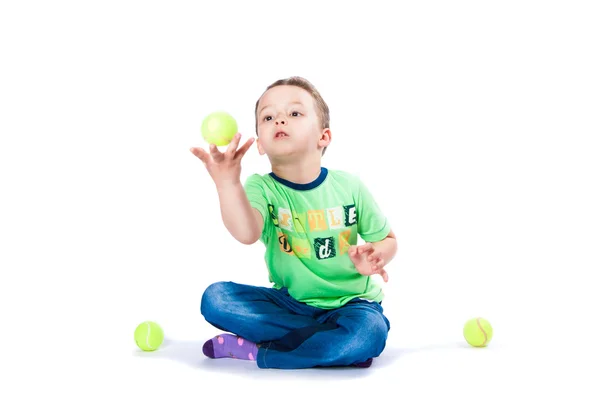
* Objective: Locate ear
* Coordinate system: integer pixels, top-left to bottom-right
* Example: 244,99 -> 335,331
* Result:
318,128 -> 332,150
256,137 -> 266,155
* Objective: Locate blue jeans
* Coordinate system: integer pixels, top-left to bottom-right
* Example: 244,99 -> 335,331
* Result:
200,281 -> 391,369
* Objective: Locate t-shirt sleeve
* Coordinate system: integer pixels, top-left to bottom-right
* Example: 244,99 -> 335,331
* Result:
355,178 -> 391,242
244,174 -> 268,219
243,174 -> 271,242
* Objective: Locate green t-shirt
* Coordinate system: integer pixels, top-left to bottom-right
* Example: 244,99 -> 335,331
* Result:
244,167 -> 391,309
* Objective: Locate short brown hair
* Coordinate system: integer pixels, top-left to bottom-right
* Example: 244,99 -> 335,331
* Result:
255,76 -> 330,155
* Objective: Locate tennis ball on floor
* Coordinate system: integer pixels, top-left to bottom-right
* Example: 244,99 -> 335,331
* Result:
463,317 -> 493,347
201,111 -> 238,146
134,321 -> 164,351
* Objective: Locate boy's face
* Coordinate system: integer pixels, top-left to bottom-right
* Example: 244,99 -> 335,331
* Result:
256,85 -> 330,159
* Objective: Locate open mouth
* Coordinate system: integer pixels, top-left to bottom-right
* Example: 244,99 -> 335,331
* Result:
275,132 -> 288,139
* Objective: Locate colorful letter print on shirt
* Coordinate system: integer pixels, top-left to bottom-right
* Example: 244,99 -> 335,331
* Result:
244,168 -> 391,309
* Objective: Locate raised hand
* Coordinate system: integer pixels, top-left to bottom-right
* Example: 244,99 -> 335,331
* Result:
190,133 -> 254,188
348,242 -> 389,282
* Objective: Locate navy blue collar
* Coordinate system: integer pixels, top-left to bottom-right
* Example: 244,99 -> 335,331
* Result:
269,167 -> 328,191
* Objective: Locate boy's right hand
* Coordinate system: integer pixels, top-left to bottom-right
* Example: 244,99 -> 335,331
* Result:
190,133 -> 255,188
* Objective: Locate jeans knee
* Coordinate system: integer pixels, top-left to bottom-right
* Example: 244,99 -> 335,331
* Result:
200,281 -> 232,321
325,315 -> 389,364
368,317 -> 389,354
352,314 -> 388,357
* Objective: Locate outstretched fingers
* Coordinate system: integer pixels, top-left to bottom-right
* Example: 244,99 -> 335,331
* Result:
209,143 -> 224,162
225,133 -> 242,157
190,147 -> 210,164
236,137 -> 255,159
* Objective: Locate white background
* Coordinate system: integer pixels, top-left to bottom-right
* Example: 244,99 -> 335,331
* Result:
1,0 -> 599,413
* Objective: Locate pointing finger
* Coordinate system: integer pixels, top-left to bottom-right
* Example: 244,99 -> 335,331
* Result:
380,268 -> 389,283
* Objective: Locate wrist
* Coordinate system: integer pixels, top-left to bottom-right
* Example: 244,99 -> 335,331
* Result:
373,237 -> 397,266
215,179 -> 242,192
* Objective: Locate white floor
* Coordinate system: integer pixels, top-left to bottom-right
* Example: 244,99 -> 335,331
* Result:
121,312 -> 595,414
25,334 -> 597,413
3,277 -> 596,414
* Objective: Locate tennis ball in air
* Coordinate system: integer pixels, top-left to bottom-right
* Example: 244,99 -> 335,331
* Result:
463,317 -> 493,347
134,321 -> 164,351
201,111 -> 238,146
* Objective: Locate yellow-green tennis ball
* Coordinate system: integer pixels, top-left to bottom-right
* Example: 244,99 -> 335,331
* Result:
201,111 -> 238,146
134,321 -> 164,351
463,317 -> 493,347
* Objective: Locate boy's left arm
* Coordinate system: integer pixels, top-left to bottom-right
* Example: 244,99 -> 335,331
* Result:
349,230 -> 398,282
368,230 -> 398,267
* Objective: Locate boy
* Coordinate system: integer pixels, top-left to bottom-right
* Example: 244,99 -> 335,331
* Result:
190,77 -> 397,369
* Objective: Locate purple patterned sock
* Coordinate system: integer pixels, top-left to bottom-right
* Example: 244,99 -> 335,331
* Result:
202,334 -> 258,361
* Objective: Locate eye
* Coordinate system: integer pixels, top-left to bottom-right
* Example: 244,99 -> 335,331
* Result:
291,111 -> 301,117
263,115 -> 272,121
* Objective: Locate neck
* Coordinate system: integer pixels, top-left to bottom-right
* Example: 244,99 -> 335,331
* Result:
270,156 -> 322,184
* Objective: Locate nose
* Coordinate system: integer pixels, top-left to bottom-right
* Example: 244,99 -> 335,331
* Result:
275,114 -> 286,125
